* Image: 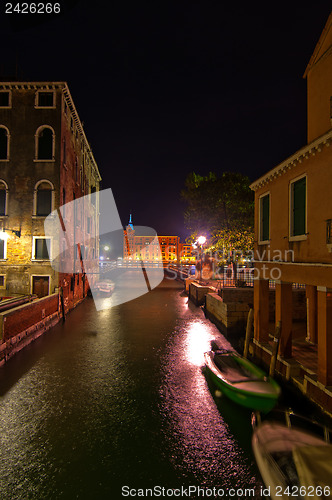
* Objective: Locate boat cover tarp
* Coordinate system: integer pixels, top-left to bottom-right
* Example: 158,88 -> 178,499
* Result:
292,445 -> 332,493
213,354 -> 260,384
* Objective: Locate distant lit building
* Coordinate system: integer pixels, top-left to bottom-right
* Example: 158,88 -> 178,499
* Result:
123,215 -> 189,263
0,81 -> 101,305
178,243 -> 195,263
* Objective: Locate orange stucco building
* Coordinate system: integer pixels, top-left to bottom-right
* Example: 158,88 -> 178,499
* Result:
250,12 -> 332,411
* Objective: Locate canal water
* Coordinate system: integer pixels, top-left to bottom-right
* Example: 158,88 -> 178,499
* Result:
0,277 -> 264,499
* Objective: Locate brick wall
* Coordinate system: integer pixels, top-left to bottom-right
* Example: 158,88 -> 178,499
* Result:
0,293 -> 59,341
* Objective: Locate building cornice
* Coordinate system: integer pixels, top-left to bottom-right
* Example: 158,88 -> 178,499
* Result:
0,81 -> 66,90
250,128 -> 332,191
62,84 -> 102,182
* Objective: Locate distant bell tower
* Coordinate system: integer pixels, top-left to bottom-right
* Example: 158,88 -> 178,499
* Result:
124,212 -> 135,259
128,212 -> 134,231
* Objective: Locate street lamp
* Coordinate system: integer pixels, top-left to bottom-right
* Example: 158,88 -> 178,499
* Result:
0,229 -> 21,239
197,236 -> 206,282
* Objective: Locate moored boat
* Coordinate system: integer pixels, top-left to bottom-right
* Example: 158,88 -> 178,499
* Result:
204,349 -> 281,412
251,409 -> 332,499
94,280 -> 115,295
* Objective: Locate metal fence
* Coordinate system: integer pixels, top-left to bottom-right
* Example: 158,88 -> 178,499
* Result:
170,264 -> 306,290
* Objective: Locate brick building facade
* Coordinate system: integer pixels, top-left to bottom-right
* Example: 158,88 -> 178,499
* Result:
0,82 -> 101,310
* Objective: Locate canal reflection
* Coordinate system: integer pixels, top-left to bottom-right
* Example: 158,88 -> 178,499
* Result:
159,308 -> 259,492
0,278 -> 261,499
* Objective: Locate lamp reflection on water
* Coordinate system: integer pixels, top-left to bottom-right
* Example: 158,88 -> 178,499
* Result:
185,321 -> 211,367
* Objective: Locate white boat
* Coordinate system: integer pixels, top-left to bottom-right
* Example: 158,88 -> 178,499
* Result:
252,410 -> 332,499
94,280 -> 115,295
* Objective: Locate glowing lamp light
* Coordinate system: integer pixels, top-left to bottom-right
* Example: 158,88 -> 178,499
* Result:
0,231 -> 9,241
104,245 -> 110,251
0,229 -> 21,239
197,236 -> 206,245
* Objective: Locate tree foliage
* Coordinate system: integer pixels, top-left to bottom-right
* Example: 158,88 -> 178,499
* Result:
181,171 -> 254,258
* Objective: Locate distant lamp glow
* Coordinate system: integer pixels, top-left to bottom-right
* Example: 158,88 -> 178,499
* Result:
104,245 -> 110,251
197,236 -> 206,245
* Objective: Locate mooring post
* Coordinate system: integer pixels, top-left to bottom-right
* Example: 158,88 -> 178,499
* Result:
60,286 -> 66,322
243,306 -> 254,358
269,321 -> 282,377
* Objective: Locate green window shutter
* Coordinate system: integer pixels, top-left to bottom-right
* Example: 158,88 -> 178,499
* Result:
260,194 -> 270,241
292,177 -> 306,236
0,239 -> 4,259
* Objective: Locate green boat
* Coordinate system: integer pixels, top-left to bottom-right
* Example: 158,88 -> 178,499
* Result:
204,350 -> 281,412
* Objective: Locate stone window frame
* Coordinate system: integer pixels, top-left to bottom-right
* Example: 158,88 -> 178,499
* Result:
34,125 -> 55,162
35,90 -> 56,109
32,236 -> 52,261
0,234 -> 7,260
32,179 -> 55,217
0,179 -> 9,216
0,125 -> 10,161
0,90 -> 12,109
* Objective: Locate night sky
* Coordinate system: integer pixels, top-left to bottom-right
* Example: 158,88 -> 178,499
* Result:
1,1 -> 332,239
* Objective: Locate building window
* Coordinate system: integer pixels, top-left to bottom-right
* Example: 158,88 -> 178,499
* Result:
0,127 -> 9,160
290,176 -> 306,238
0,181 -> 8,216
33,237 -> 51,260
36,126 -> 54,160
34,180 -> 53,216
0,91 -> 11,108
32,276 -> 50,298
0,235 -> 7,259
63,138 -> 66,165
35,91 -> 55,108
259,193 -> 270,243
0,275 -> 5,287
62,188 -> 66,218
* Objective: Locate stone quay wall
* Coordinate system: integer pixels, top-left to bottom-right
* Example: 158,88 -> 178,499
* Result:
0,293 -> 61,366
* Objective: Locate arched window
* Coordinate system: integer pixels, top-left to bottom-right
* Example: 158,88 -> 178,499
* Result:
34,180 -> 54,216
0,180 -> 8,216
0,126 -> 9,160
36,126 -> 54,160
